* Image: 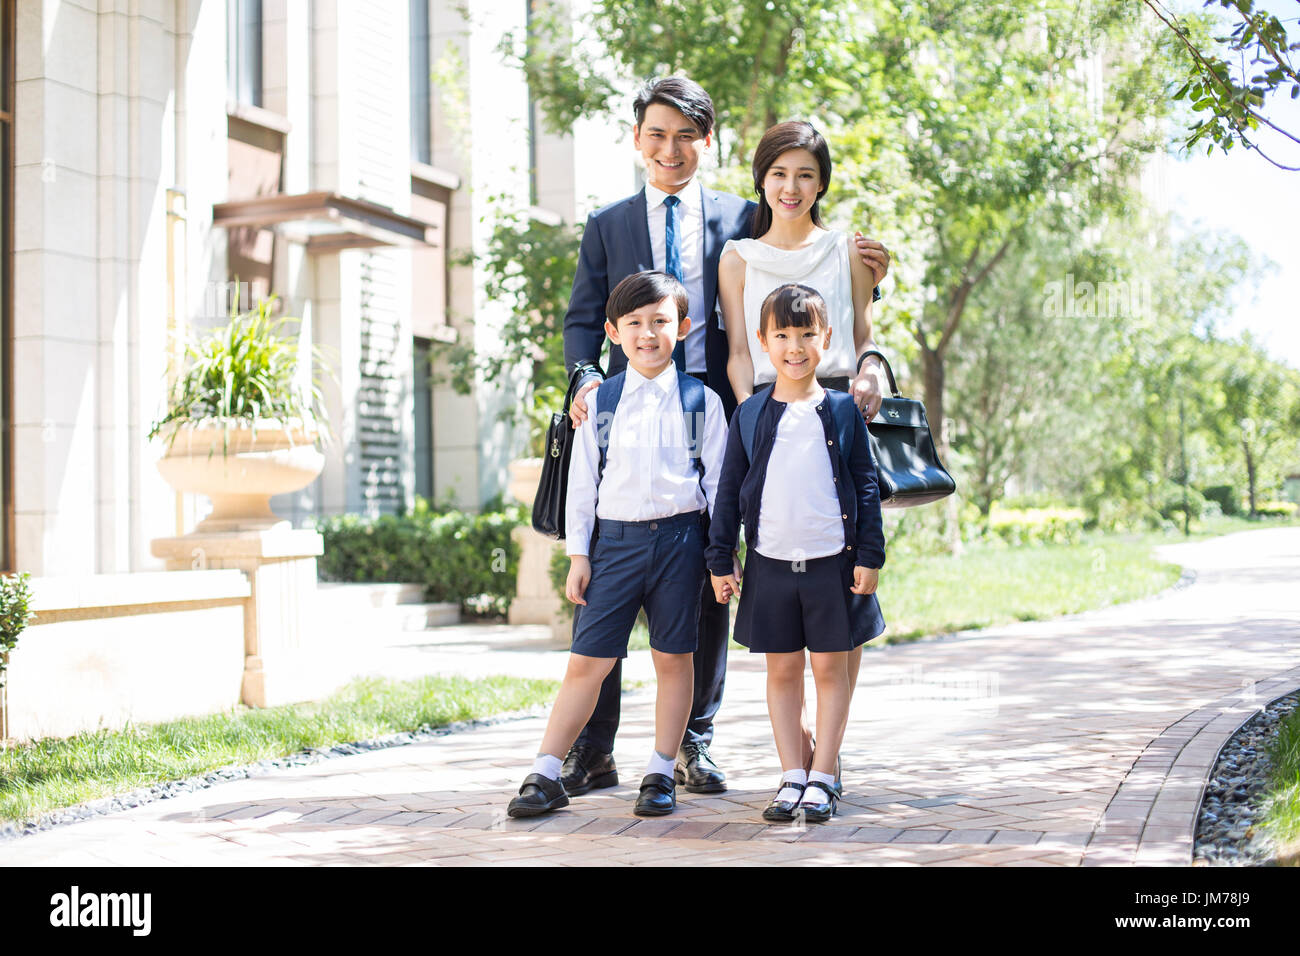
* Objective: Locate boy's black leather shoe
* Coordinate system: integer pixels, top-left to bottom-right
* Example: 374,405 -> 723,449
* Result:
633,773 -> 677,816
560,745 -> 618,795
506,773 -> 569,818
675,740 -> 727,793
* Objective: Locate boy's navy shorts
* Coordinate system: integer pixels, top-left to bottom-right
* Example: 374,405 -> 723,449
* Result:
732,549 -> 885,653
570,510 -> 705,659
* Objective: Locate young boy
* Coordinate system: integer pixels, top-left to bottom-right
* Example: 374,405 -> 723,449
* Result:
508,271 -> 728,818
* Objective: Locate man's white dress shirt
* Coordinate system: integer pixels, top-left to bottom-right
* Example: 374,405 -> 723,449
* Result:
644,181 -> 708,374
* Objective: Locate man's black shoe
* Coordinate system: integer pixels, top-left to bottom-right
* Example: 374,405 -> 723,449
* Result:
675,740 -> 727,793
634,773 -> 677,816
506,773 -> 569,818
560,746 -> 618,796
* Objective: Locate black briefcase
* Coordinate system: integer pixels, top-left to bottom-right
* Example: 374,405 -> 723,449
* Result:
532,365 -> 599,538
865,353 -> 956,508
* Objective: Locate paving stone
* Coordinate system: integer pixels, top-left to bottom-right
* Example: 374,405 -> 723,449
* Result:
890,829 -> 947,844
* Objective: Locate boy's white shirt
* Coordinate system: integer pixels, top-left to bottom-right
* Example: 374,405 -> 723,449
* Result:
565,363 -> 726,557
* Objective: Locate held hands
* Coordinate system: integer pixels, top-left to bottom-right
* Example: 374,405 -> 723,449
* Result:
711,573 -> 740,605
566,556 -> 592,605
854,232 -> 891,287
568,381 -> 600,428
851,566 -> 879,596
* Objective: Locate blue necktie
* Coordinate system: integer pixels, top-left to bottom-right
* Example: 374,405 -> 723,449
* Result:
663,194 -> 686,371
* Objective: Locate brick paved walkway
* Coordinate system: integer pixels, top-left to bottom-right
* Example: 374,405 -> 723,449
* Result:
4,528 -> 1298,866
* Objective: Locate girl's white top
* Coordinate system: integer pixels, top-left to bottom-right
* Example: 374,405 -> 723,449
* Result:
721,229 -> 858,386
756,389 -> 846,561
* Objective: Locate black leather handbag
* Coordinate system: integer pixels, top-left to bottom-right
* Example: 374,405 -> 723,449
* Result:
532,364 -> 600,539
863,351 -> 956,508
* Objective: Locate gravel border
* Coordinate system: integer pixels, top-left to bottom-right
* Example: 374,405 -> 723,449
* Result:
1193,690 -> 1299,866
0,703 -> 554,843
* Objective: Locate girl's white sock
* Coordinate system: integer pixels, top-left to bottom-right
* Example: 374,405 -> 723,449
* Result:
777,768 -> 808,804
645,750 -> 676,779
531,753 -> 564,781
806,770 -> 837,803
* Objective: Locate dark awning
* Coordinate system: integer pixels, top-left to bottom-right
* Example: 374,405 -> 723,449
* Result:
212,192 -> 440,252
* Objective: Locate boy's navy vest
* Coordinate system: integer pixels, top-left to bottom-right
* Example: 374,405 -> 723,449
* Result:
594,370 -> 708,484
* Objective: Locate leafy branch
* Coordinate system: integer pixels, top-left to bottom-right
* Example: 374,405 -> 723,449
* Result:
1144,0 -> 1300,170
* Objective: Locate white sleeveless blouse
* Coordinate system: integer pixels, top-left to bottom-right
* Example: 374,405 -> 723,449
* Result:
721,230 -> 857,386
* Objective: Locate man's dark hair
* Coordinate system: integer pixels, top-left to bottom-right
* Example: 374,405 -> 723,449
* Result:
606,271 -> 689,325
632,76 -> 715,137
759,283 -> 829,337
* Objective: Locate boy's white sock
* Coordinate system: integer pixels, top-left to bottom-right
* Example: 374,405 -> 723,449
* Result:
806,770 -> 837,802
531,753 -> 563,781
645,750 -> 676,779
777,768 -> 808,804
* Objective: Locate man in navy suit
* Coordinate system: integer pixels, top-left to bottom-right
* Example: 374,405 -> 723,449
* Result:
560,76 -> 891,796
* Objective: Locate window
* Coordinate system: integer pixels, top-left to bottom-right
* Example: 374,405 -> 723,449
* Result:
1,0 -> 12,569
410,0 -> 431,165
413,337 -> 434,502
227,0 -> 263,108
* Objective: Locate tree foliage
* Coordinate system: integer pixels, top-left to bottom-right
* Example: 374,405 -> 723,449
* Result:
1143,0 -> 1300,170
470,0 -> 1299,528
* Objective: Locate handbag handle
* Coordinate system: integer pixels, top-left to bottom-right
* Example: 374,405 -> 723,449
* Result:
860,349 -> 900,398
563,362 -> 603,413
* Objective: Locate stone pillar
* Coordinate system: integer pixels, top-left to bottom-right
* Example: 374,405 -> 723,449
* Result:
505,458 -> 563,626
151,529 -> 340,707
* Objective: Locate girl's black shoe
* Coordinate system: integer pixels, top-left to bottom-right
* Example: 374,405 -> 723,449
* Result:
799,780 -> 838,823
762,780 -> 805,822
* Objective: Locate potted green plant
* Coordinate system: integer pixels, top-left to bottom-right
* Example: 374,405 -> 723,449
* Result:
150,293 -> 334,532
0,572 -> 35,742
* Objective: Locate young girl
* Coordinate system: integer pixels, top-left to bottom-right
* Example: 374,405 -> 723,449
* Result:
707,284 -> 885,821
716,120 -> 890,798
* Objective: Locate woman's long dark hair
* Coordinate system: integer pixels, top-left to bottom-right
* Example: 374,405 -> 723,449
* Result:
750,121 -> 832,239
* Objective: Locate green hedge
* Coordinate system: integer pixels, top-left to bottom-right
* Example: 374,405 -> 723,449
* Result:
313,506 -> 522,617
986,506 -> 1086,547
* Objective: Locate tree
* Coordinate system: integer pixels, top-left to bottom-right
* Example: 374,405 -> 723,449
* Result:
1213,335 -> 1300,514
1141,0 -> 1300,171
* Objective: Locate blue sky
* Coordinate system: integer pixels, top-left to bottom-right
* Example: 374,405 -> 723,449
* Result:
1162,0 -> 1300,369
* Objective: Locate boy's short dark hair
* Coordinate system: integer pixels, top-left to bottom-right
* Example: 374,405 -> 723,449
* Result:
759,283 -> 829,336
606,271 -> 689,325
632,76 -> 715,137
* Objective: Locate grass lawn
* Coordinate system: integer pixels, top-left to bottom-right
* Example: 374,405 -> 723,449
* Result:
881,533 -> 1182,641
0,674 -> 557,825
1262,706 -> 1300,862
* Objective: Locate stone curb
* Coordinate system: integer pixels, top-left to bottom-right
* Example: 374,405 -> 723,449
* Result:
1081,664 -> 1300,867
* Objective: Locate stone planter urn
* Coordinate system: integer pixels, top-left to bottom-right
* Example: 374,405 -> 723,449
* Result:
152,421 -> 330,708
156,422 -> 325,532
506,457 -> 564,627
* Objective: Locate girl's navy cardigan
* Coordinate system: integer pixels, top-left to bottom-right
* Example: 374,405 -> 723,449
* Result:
705,388 -> 887,576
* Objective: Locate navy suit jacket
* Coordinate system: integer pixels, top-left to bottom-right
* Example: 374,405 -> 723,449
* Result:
562,185 -> 757,417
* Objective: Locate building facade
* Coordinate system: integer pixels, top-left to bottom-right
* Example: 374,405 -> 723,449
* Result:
5,0 -> 634,578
